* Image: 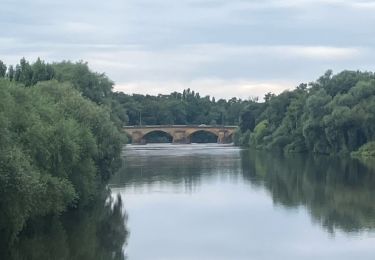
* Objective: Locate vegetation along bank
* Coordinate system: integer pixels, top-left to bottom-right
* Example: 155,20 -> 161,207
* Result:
235,70 -> 375,158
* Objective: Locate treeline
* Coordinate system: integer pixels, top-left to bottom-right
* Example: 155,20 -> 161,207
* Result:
114,89 -> 248,126
0,58 -> 249,127
236,70 -> 375,157
0,59 -> 125,244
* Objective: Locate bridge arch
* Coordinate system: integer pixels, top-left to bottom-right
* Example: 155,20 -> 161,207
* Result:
187,129 -> 219,143
142,130 -> 173,143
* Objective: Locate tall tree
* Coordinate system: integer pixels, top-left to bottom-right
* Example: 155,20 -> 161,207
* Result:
0,60 -> 6,77
7,65 -> 14,81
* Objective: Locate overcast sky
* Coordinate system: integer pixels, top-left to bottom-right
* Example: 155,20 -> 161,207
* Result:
1,0 -> 375,99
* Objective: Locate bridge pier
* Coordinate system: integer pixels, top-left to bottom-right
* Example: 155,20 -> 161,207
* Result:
172,130 -> 190,144
217,130 -> 232,144
131,131 -> 146,145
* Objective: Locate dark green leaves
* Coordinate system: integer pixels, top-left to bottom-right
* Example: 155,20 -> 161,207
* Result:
238,70 -> 375,156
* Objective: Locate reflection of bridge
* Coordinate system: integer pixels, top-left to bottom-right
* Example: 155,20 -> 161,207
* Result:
123,125 -> 237,144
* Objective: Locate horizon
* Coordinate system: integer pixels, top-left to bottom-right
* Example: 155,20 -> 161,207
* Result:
3,57 -> 371,101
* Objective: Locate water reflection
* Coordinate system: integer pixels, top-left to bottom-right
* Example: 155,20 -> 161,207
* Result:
3,190 -> 129,260
110,144 -> 375,259
241,150 -> 375,233
113,144 -> 375,234
112,144 -> 242,192
6,145 -> 375,259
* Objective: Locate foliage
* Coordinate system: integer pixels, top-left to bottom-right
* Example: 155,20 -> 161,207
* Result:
52,61 -> 112,105
351,141 -> 375,158
249,120 -> 269,148
238,70 -> 375,156
113,89 -> 248,127
0,59 -> 125,244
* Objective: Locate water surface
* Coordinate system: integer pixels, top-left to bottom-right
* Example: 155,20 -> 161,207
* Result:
110,144 -> 375,260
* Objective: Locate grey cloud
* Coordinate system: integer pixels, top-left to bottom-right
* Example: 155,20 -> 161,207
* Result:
1,0 -> 375,98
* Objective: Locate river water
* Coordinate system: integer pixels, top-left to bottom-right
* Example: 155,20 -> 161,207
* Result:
110,143 -> 375,260
5,144 -> 375,259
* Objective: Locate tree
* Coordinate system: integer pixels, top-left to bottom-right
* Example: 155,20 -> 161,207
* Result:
52,61 -> 113,105
7,65 -> 14,81
0,61 -> 126,243
19,57 -> 33,86
31,57 -> 54,85
14,65 -> 21,81
0,60 -> 6,77
237,70 -> 375,156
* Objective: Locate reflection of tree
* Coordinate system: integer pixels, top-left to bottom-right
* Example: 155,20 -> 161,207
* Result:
4,190 -> 129,260
241,150 -> 375,233
111,153 -> 241,193
111,147 -> 375,234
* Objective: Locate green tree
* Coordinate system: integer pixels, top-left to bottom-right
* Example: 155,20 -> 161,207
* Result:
7,65 -> 14,81
0,60 -> 6,77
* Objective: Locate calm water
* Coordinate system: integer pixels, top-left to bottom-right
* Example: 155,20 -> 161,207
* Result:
5,144 -> 375,259
110,144 -> 375,260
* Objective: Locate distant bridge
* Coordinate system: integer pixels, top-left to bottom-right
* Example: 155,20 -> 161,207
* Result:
123,125 -> 237,144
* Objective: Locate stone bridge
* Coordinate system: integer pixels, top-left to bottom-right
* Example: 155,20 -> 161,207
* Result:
123,125 -> 237,144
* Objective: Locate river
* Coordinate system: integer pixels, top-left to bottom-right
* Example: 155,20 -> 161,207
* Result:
5,143 -> 375,259
109,143 -> 375,260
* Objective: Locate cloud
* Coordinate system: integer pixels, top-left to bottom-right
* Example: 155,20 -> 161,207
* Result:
63,22 -> 97,34
0,0 -> 375,99
274,46 -> 362,60
181,44 -> 362,60
186,0 -> 375,11
351,1 -> 375,9
76,44 -> 365,85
